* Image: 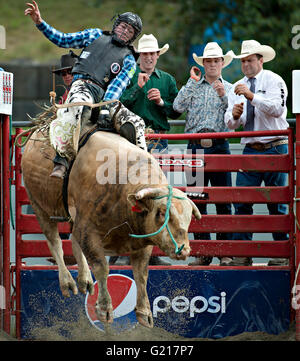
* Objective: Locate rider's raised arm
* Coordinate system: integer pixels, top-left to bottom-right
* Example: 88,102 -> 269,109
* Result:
24,1 -> 43,25
35,21 -> 103,49
25,0 -> 103,49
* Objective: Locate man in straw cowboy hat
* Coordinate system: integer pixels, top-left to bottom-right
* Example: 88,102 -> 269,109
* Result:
110,34 -> 180,266
25,1 -> 147,179
224,40 -> 289,266
120,33 -> 181,153
173,42 -> 234,266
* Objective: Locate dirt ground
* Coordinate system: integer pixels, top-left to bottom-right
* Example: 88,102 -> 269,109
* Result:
0,320 -> 297,342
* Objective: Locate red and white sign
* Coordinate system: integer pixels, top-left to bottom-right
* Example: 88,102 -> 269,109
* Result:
0,71 -> 13,115
158,158 -> 204,168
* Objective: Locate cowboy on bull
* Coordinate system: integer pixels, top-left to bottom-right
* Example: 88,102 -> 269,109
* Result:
25,1 -> 147,178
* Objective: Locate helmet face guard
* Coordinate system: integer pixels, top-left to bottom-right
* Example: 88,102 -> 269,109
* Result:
112,12 -> 142,45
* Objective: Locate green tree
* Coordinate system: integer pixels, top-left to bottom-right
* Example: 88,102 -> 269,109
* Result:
229,0 -> 300,115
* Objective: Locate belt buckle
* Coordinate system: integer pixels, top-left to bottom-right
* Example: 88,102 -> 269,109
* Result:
200,139 -> 213,148
255,143 -> 265,151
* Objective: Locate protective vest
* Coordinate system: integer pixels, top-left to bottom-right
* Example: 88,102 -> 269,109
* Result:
72,32 -> 137,89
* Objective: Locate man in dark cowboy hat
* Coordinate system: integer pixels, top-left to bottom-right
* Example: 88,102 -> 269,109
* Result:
52,52 -> 77,104
51,52 -> 77,185
25,1 -> 146,179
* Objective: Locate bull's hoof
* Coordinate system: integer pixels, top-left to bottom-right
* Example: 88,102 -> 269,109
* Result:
59,273 -> 78,297
77,276 -> 94,295
95,303 -> 113,324
60,282 -> 78,298
135,309 -> 153,328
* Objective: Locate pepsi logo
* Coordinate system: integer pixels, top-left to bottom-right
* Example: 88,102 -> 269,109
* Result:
85,274 -> 138,332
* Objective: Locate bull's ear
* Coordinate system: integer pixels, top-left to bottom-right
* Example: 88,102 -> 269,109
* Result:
127,194 -> 152,212
189,199 -> 201,219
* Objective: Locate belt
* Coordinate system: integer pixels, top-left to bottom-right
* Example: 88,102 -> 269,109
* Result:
246,139 -> 288,151
82,78 -> 105,90
189,138 -> 226,146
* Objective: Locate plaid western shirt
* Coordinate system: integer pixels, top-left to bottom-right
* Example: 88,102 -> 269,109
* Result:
36,21 -> 136,100
173,76 -> 232,133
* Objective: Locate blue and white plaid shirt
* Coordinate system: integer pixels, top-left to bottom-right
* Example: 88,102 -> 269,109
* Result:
36,21 -> 136,100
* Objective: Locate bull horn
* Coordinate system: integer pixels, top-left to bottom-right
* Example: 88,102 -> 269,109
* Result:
135,187 -> 165,200
188,198 -> 201,220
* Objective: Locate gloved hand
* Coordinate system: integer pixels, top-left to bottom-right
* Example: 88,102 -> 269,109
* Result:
97,105 -> 113,128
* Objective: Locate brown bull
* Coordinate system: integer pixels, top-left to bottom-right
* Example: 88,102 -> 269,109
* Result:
21,130 -> 201,328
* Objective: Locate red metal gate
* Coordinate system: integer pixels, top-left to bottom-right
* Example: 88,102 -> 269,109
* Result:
152,129 -> 295,264
1,124 -> 298,339
0,114 -> 12,334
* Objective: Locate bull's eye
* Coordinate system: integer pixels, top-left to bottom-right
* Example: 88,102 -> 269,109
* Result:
177,229 -> 184,238
156,210 -> 165,220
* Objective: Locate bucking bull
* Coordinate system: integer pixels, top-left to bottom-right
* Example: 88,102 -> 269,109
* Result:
21,118 -> 201,328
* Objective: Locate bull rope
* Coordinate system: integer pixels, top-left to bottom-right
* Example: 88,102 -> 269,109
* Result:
129,185 -> 186,255
49,91 -> 120,110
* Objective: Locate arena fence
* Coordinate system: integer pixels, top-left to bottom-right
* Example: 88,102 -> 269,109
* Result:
0,100 -> 298,338
0,114 -> 11,335
0,66 -> 299,339
1,124 -> 295,339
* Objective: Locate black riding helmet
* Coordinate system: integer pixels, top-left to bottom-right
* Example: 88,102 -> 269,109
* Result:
112,12 -> 142,45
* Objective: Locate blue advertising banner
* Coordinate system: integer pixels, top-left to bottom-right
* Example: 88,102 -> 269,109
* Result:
20,268 -> 290,339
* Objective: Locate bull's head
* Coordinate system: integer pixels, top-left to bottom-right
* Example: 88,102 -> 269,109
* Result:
128,186 -> 201,260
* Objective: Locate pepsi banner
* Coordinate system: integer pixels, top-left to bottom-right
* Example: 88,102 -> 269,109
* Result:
20,268 -> 290,339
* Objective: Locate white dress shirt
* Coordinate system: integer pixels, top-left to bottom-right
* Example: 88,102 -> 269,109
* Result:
224,69 -> 288,144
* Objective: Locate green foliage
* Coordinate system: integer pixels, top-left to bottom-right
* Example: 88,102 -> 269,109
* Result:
1,0 -> 299,115
229,0 -> 300,114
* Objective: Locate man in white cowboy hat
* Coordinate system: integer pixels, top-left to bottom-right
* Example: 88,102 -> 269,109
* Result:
111,34 -> 180,266
0,25 -> 6,71
120,33 -> 181,154
224,40 -> 289,267
173,42 -> 234,266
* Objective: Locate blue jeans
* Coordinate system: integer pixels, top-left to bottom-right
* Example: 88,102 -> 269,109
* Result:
233,143 -> 288,241
147,131 -> 168,153
187,140 -> 232,241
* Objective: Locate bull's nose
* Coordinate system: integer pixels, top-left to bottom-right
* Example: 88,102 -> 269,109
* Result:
175,247 -> 190,260
175,244 -> 184,255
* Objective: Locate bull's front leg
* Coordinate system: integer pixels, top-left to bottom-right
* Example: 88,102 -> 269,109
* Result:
130,246 -> 153,328
91,257 -> 113,324
31,202 -> 78,297
73,223 -> 113,324
46,234 -> 78,297
71,237 -> 94,295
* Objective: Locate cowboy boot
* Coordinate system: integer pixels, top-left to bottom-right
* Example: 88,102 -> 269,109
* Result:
50,153 -> 68,179
50,164 -> 66,179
